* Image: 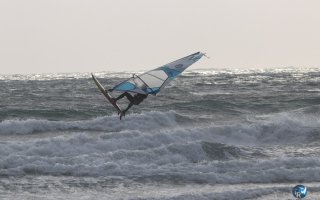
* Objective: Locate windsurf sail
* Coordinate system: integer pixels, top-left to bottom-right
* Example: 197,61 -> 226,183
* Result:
111,52 -> 204,95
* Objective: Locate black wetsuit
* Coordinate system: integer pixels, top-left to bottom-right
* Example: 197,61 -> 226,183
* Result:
114,92 -> 148,113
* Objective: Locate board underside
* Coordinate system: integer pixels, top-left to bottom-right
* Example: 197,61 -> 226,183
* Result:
91,74 -> 122,114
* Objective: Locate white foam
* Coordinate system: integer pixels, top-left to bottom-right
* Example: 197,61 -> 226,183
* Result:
0,111 -> 319,184
0,124 -> 319,184
0,111 -> 177,135
4,179 -> 320,200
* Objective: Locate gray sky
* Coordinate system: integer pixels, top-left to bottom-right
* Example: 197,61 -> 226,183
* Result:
0,0 -> 319,74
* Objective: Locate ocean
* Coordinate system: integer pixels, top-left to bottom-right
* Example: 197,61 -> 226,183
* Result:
0,68 -> 319,199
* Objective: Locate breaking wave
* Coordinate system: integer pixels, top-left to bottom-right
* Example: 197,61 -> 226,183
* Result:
1,110 -> 318,145
0,111 -> 319,184
0,111 -> 177,135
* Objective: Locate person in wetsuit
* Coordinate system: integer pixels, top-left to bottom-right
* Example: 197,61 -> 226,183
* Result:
112,92 -> 148,115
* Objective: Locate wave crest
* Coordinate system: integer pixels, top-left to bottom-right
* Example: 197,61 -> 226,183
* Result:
0,111 -> 177,135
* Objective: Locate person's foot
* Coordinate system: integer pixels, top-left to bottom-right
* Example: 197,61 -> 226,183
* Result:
119,111 -> 125,120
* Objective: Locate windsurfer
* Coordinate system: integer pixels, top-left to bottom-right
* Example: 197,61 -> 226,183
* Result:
112,92 -> 148,115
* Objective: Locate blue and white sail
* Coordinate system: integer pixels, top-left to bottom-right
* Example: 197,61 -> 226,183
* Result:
112,52 -> 204,95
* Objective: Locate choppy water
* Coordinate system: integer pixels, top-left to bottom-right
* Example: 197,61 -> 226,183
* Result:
0,68 -> 319,199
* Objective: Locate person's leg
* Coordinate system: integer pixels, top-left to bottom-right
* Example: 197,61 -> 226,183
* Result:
123,92 -> 134,102
123,101 -> 134,114
114,92 -> 133,102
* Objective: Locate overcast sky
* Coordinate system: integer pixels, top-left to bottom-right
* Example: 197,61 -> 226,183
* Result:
0,0 -> 319,74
